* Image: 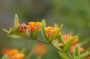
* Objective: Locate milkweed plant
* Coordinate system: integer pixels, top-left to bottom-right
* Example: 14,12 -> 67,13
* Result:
2,14 -> 90,59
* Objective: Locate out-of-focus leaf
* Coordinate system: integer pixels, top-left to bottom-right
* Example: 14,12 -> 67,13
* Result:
32,28 -> 39,40
79,51 -> 90,59
74,45 -> 80,59
41,19 -> 49,42
8,34 -> 23,38
64,36 -> 78,52
50,24 -> 63,42
1,55 -> 8,59
14,14 -> 19,28
2,28 -> 9,33
58,51 -> 70,59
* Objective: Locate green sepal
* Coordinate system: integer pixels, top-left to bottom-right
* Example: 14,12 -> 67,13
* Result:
64,36 -> 78,52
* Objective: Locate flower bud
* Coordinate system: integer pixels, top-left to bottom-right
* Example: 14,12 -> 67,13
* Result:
59,43 -> 64,48
19,23 -> 27,32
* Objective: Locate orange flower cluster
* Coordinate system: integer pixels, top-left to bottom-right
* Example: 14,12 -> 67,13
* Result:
27,22 -> 41,32
62,34 -> 78,45
2,49 -> 24,59
44,27 -> 61,39
62,34 -> 84,53
32,44 -> 46,56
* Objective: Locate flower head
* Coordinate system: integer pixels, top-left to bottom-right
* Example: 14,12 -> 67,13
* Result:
2,49 -> 24,59
32,44 -> 47,56
27,22 -> 41,32
44,27 -> 61,39
62,34 -> 78,46
19,23 -> 27,32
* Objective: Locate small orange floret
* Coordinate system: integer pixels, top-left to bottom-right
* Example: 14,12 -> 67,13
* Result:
62,34 -> 78,46
44,27 -> 61,39
32,44 -> 47,56
2,49 -> 24,59
27,22 -> 41,32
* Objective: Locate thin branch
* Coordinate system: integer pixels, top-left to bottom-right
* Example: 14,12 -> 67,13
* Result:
36,38 -> 48,44
50,43 -> 64,52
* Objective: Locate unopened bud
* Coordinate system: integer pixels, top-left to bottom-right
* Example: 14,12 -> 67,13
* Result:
59,43 -> 64,48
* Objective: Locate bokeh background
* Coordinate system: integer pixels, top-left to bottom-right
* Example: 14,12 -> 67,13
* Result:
0,0 -> 90,59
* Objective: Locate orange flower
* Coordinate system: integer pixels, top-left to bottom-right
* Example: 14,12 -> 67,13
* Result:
27,22 -> 41,32
2,49 -> 24,59
11,54 -> 24,59
32,44 -> 47,56
70,46 -> 84,53
44,27 -> 61,39
62,34 -> 78,46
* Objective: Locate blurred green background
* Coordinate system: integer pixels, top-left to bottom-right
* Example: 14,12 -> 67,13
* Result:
0,0 -> 90,59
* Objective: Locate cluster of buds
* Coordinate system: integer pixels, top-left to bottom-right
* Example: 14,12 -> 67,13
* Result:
2,49 -> 24,59
27,22 -> 41,32
44,27 -> 61,39
19,23 -> 27,32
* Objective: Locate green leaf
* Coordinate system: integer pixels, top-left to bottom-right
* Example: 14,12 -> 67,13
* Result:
41,19 -> 49,42
64,36 -> 78,52
2,55 -> 8,59
74,45 -> 80,59
8,34 -> 23,38
14,14 -> 19,28
32,28 -> 39,40
49,24 -> 63,42
79,51 -> 90,59
2,28 -> 9,33
58,51 -> 70,59
58,35 -> 64,44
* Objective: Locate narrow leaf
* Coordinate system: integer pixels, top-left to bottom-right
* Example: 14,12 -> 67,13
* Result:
58,51 -> 70,59
74,45 -> 80,59
2,28 -> 9,33
58,35 -> 64,44
64,36 -> 78,52
14,14 -> 19,28
8,34 -> 23,38
50,24 -> 63,42
79,51 -> 90,59
32,28 -> 39,40
41,19 -> 49,42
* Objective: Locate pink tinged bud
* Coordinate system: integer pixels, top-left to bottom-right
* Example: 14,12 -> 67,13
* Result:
18,23 -> 27,32
59,43 -> 64,48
